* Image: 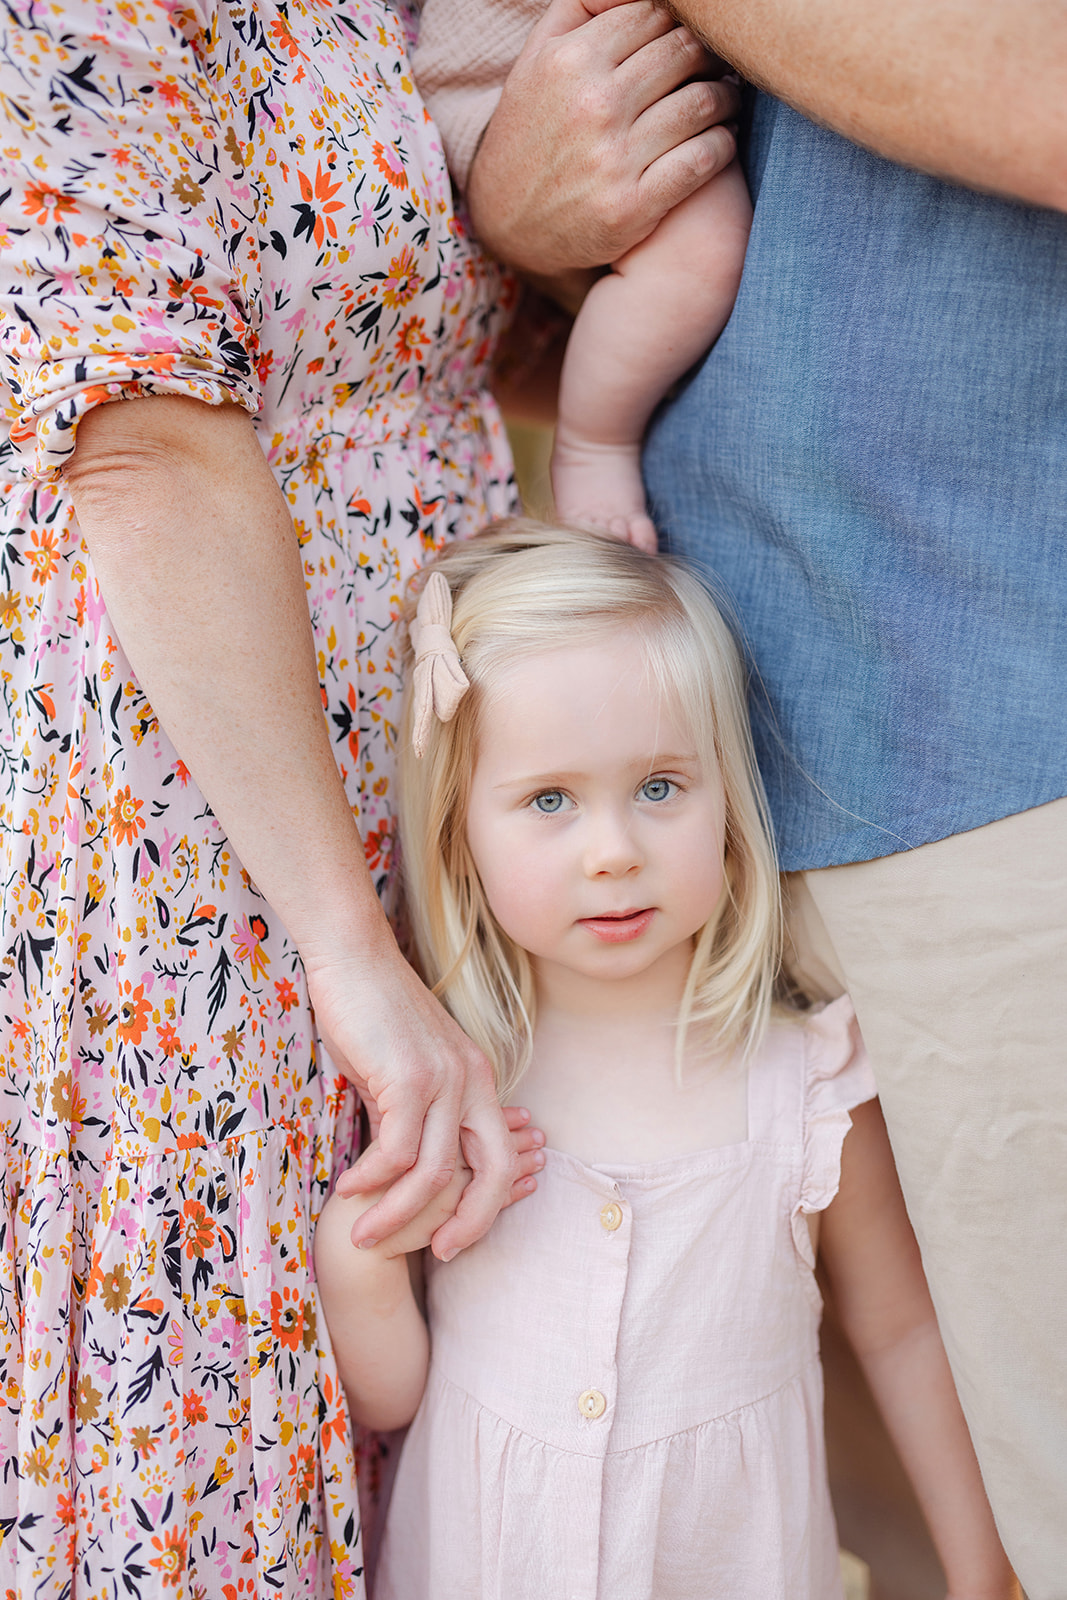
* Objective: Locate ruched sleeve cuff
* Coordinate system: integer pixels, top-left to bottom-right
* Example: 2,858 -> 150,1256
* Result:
3,345 -> 259,482
791,995 -> 877,1265
0,1 -> 261,481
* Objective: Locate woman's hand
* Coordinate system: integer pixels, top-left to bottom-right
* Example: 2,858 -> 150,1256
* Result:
309,930 -> 542,1260
339,1108 -> 545,1260
467,0 -> 741,285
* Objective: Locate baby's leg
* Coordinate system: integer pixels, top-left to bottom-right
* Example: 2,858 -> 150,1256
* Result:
552,159 -> 751,550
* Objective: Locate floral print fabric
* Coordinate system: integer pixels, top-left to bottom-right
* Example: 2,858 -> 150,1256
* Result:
0,1 -> 514,1593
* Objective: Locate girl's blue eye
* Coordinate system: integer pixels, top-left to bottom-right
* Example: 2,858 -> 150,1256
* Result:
641,777 -> 677,803
532,791 -> 568,814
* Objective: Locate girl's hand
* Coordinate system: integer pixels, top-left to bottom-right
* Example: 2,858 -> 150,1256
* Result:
501,1105 -> 548,1207
468,0 -> 741,283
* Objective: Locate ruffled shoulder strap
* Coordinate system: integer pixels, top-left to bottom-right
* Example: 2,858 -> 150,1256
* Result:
793,995 -> 878,1263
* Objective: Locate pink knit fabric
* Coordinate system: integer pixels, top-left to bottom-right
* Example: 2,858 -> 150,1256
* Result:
413,0 -> 540,189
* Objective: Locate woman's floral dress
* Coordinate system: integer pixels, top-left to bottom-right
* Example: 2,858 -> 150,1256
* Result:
0,1 -> 514,1593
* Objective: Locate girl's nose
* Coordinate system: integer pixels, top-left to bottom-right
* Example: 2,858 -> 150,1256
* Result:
583,809 -> 643,878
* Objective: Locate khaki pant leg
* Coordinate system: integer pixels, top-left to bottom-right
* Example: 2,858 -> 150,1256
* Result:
788,797 -> 1067,1600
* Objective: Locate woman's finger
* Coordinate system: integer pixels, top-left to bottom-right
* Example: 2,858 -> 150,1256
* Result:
347,1093 -> 461,1246
429,1094 -> 519,1260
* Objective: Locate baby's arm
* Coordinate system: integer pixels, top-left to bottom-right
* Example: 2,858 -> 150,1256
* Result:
552,158 -> 752,550
819,1100 -> 1019,1600
315,1111 -> 545,1429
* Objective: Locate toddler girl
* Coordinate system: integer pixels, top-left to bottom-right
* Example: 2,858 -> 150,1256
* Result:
316,523 -> 1015,1600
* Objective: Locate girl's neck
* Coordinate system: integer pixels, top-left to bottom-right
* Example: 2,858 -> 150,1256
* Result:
519,957 -> 749,1167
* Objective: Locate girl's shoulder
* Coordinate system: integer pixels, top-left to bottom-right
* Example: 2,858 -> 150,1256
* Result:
758,993 -> 878,1127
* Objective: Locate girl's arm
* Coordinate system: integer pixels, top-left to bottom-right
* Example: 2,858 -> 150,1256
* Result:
818,1099 -> 1019,1600
315,1185 -> 438,1431
315,1111 -> 545,1428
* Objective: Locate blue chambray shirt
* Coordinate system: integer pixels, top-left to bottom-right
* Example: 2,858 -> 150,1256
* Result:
644,94 -> 1067,871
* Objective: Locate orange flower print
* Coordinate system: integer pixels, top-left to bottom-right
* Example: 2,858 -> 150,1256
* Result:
181,1199 -> 215,1260
288,1442 -> 316,1505
28,528 -> 60,585
269,14 -> 305,60
22,180 -> 77,225
183,1390 -> 208,1426
149,1526 -> 187,1588
363,819 -> 393,874
295,161 -> 344,249
274,977 -> 298,1013
115,981 -> 151,1046
372,139 -> 408,192
271,1286 -> 303,1353
231,913 -> 270,983
381,244 -> 422,310
394,315 -> 429,364
157,1022 -> 181,1057
110,785 -> 145,846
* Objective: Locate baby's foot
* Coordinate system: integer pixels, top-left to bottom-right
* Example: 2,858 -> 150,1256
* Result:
551,430 -> 659,553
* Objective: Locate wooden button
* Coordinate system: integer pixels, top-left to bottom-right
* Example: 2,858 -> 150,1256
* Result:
578,1389 -> 607,1420
600,1202 -> 623,1232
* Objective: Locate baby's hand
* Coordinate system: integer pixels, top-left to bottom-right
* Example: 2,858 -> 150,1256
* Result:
550,431 -> 659,553
343,1107 -> 545,1259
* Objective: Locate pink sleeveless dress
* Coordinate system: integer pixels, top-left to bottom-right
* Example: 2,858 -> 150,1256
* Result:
374,997 -> 876,1600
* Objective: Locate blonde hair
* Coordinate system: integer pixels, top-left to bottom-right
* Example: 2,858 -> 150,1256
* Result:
398,520 -> 781,1096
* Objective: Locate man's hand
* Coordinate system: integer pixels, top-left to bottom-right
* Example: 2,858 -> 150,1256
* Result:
468,0 -> 741,280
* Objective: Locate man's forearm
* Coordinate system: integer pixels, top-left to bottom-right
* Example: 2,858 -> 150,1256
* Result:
666,0 -> 1067,211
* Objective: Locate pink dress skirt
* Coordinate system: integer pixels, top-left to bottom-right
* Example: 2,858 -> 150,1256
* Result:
375,997 -> 876,1600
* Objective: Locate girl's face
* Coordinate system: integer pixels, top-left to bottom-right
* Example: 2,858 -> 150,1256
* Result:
465,630 -> 727,1007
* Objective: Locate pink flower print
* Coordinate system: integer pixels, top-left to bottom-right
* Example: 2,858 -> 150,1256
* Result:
231,913 -> 270,983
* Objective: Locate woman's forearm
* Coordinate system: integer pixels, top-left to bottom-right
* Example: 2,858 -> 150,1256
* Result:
64,394 -> 388,966
64,394 -> 518,1259
664,0 -> 1067,212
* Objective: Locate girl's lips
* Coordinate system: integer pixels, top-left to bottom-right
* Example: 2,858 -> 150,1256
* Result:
578,908 -> 655,943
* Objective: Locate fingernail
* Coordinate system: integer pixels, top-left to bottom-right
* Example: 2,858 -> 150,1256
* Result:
439,1247 -> 459,1263
534,1151 -> 545,1168
358,1238 -> 378,1250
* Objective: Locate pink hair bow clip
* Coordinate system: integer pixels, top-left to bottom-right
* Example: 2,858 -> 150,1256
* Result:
409,570 -> 470,758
